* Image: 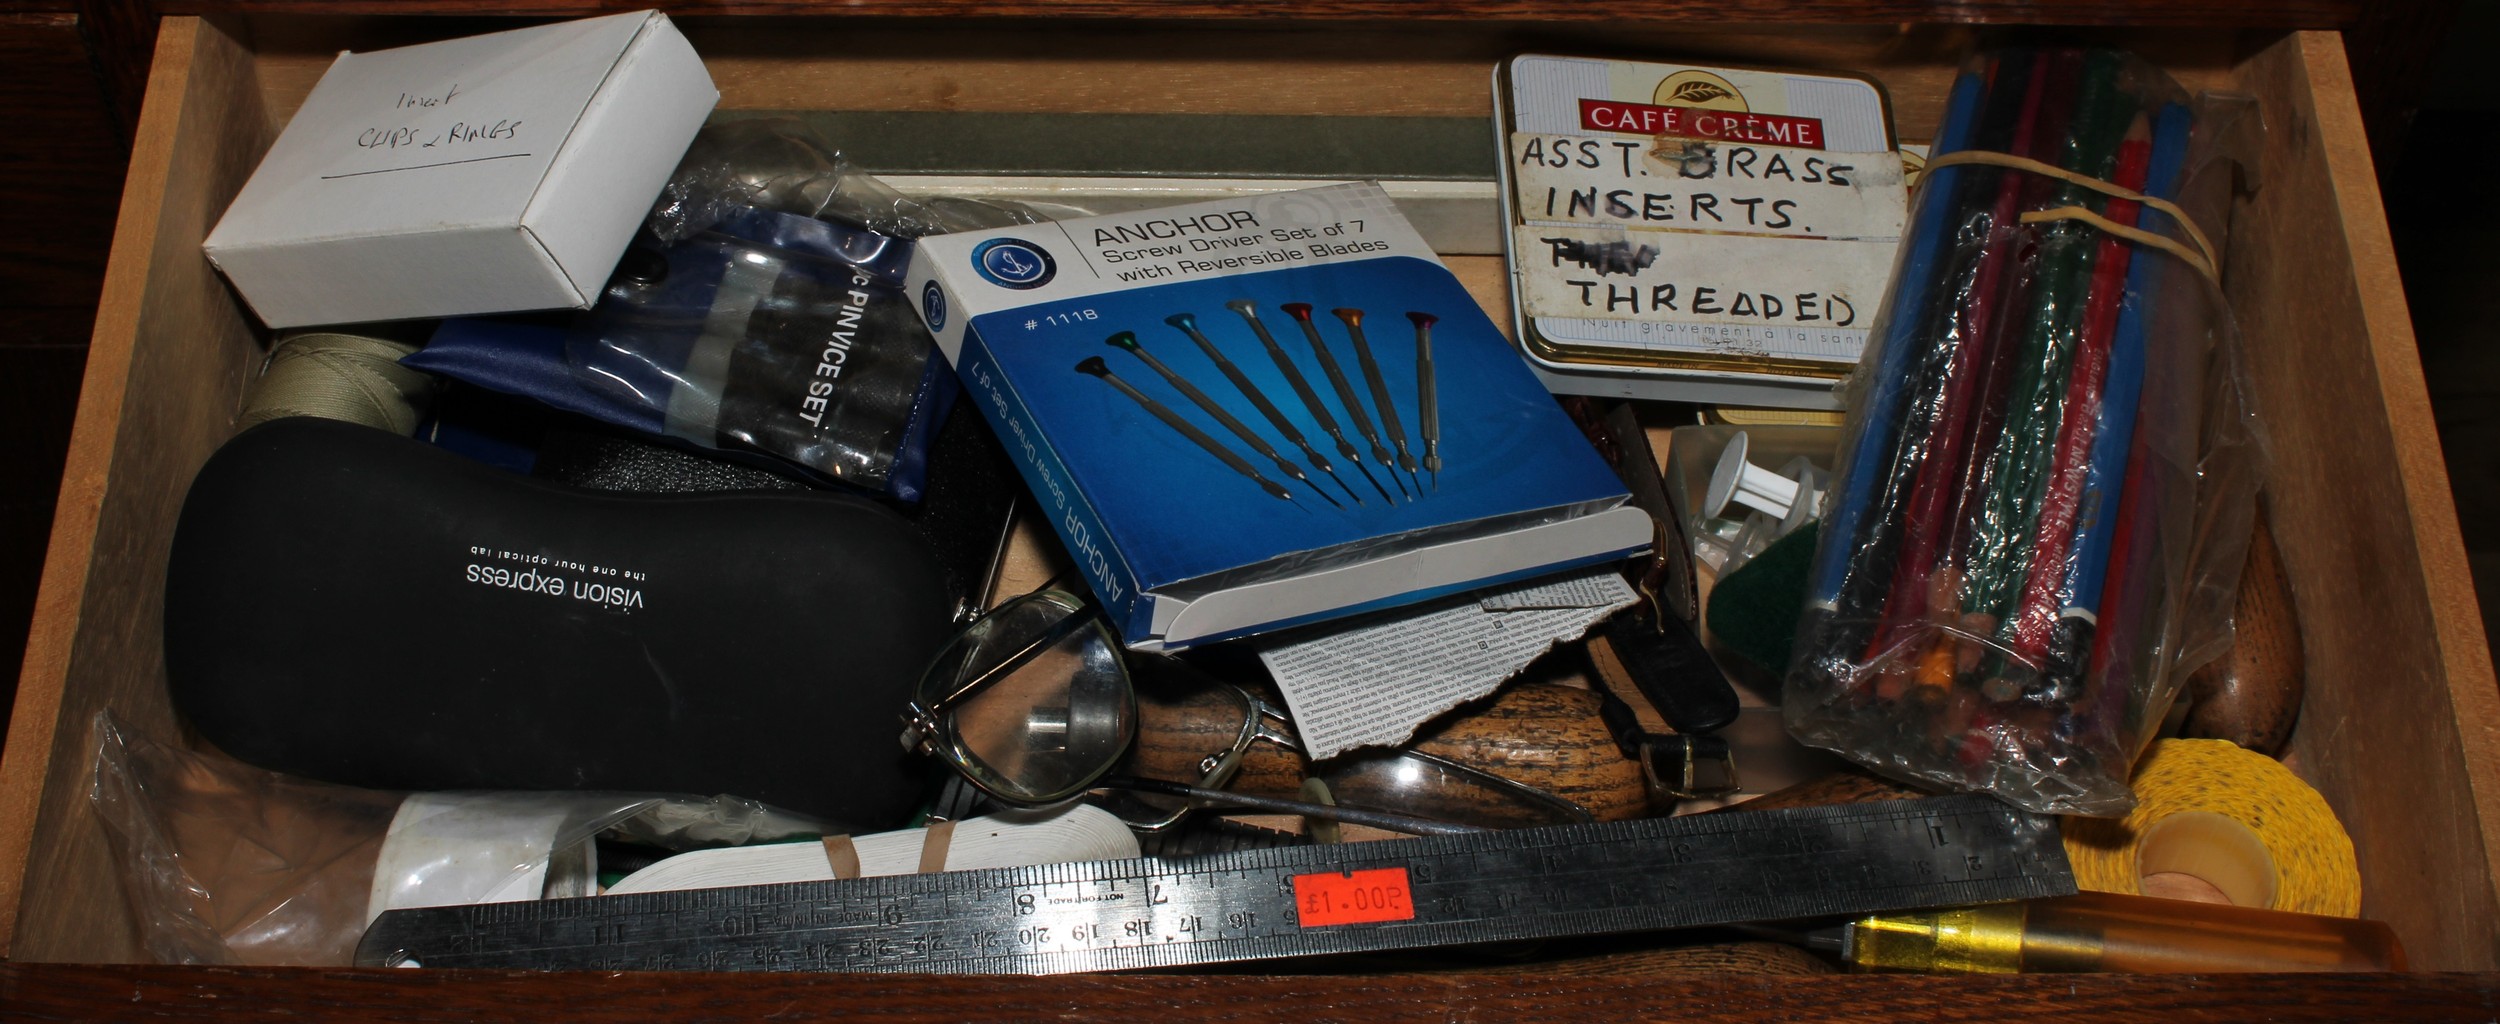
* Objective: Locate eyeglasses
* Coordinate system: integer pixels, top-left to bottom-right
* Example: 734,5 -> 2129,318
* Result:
901,588 -> 1131,807
1105,657 -> 1595,833
901,587 -> 1578,836
1089,666 -> 1299,832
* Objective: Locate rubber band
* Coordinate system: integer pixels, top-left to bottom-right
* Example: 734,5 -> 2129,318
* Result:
917,820 -> 954,874
2019,206 -> 2218,284
819,835 -> 862,879
1925,149 -> 2219,284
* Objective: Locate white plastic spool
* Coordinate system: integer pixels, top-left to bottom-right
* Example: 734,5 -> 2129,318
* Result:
1704,432 -> 1824,529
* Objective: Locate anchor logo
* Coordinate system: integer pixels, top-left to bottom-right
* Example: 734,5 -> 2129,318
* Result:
971,238 -> 1057,289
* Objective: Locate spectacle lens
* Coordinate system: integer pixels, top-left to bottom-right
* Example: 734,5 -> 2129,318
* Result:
911,603 -> 1506,837
913,590 -> 1133,804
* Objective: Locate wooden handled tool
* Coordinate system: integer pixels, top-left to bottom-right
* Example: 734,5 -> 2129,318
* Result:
1126,679 -> 1649,823
2182,506 -> 2303,755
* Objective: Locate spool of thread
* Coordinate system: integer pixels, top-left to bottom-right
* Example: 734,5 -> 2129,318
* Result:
239,331 -> 438,435
2062,739 -> 2360,917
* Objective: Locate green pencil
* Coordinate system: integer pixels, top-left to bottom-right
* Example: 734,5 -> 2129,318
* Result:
1958,50 -> 2138,691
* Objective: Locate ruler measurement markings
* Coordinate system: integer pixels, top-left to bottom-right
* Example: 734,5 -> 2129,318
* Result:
361,796 -> 2067,974
600,809 -> 1930,969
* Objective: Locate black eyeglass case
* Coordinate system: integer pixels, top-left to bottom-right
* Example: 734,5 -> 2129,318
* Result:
163,416 -> 953,829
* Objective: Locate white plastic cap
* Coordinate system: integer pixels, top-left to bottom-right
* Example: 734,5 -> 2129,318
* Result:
1704,431 -> 1815,521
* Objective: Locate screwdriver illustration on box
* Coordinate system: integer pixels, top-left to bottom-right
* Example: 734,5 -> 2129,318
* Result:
1333,307 -> 1423,497
1077,354 -> 1295,503
1234,301 -> 1396,506
1409,311 -> 1441,492
1105,330 -> 1338,508
1167,312 -> 1363,507
1101,331 -> 1341,507
1282,303 -> 1409,502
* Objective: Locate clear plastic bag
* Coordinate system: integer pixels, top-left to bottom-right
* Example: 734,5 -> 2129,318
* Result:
1781,48 -> 2266,816
413,118 -> 1055,502
612,119 -> 1055,492
648,117 -> 1050,246
1665,425 -> 1837,577
87,713 -> 825,966
569,119 -> 1053,497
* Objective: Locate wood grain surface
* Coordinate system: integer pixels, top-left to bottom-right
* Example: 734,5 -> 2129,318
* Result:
225,21 -> 2244,138
0,962 -> 2494,1021
0,15 -> 269,964
151,0 -> 2363,28
2229,32 -> 2500,971
2183,509 -> 2305,754
1128,679 -> 1652,823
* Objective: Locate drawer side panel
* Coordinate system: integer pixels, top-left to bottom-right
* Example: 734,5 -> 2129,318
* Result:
0,16 -> 271,962
2235,31 -> 2500,970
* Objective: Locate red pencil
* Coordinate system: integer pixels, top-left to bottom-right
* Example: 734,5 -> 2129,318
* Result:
2074,408 -> 2158,746
1858,49 -> 2078,678
2007,116 -> 2154,662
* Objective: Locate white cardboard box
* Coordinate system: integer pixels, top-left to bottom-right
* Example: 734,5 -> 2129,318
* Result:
202,11 -> 717,329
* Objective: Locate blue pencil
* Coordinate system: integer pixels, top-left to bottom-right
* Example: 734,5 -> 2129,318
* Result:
1805,66 -> 1992,614
2040,100 -> 2194,689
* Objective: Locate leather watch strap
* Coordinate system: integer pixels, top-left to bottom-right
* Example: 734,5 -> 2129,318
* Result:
1591,599 -> 1739,735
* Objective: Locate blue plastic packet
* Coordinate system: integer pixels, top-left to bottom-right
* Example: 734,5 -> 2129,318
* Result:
409,207 -> 954,502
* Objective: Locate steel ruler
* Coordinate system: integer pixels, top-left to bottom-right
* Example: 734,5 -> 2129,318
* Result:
356,793 -> 2072,975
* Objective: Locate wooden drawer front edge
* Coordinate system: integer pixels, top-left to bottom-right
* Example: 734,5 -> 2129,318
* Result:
2,962 -> 2497,1021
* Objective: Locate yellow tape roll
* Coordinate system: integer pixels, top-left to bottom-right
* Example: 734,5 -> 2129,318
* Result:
2063,739 -> 2360,917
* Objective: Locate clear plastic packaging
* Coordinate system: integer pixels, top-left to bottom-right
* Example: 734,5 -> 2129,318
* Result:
581,119 -> 1053,494
562,227 -> 953,493
1665,425 -> 1838,577
87,713 -> 824,966
411,118 -> 1055,502
648,117 -> 1051,246
1782,48 -> 2265,816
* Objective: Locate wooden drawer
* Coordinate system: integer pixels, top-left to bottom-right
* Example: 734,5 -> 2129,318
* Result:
5,9 -> 2497,1013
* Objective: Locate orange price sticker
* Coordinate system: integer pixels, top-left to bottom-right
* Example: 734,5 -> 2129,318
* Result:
1292,868 -> 1416,927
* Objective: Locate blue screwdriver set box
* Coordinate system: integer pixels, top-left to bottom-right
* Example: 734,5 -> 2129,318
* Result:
906,182 -> 1651,651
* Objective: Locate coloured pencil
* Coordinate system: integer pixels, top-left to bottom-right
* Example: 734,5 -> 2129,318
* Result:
1957,50 -> 2135,670
2044,101 -> 2197,700
1800,62 -> 1990,689
1796,56 -> 2011,693
1880,48 -> 2089,700
1853,48 -> 2072,676
1923,48 -> 2094,613
2006,115 -> 2154,665
1803,62 -> 1995,616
